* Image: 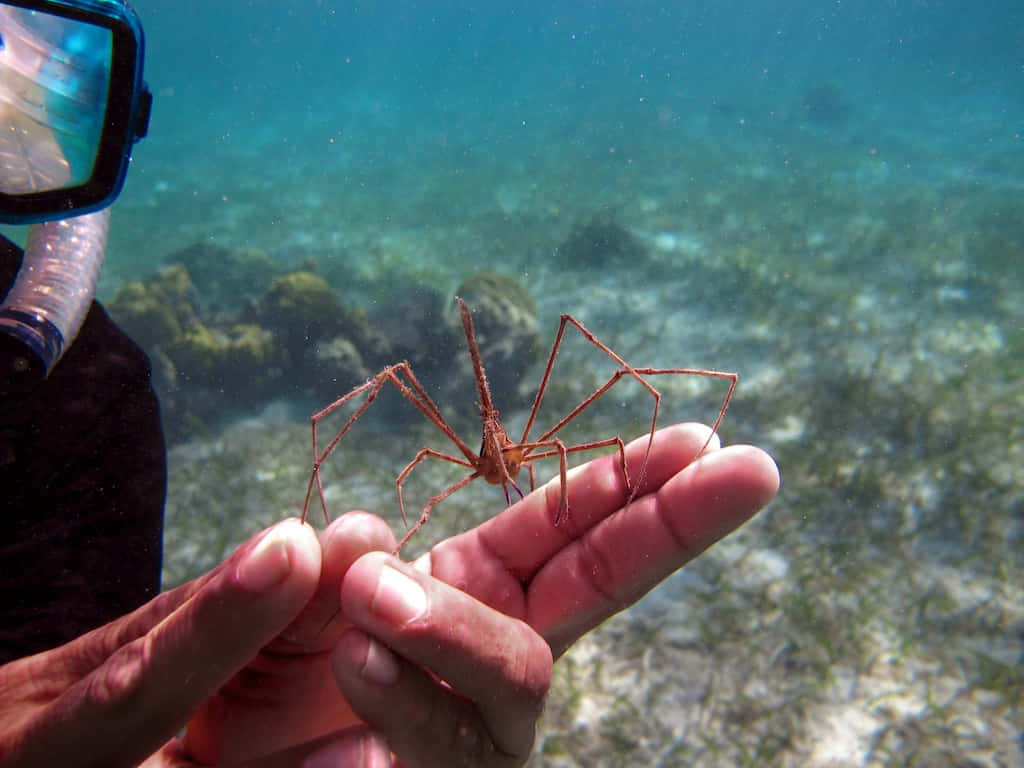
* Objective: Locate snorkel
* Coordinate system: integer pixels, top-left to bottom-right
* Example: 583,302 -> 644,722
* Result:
0,0 -> 149,391
0,209 -> 110,386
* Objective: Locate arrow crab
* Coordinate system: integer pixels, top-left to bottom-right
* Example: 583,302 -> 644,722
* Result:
301,297 -> 737,553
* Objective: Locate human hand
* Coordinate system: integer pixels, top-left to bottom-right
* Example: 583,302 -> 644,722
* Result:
0,422 -> 777,768
0,518 -> 394,768
0,499 -> 547,768
329,422 -> 779,766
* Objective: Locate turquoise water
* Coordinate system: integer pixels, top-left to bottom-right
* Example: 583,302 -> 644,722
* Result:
112,2 -> 1022,765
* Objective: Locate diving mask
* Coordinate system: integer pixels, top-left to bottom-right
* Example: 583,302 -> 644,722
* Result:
0,0 -> 150,223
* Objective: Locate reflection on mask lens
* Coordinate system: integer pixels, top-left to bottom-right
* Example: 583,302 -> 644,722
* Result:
0,6 -> 111,195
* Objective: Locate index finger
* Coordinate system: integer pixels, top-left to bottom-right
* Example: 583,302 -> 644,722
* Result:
531,443 -> 780,657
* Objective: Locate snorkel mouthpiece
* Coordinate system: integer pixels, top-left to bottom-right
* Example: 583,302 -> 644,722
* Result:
0,308 -> 62,386
0,207 -> 109,392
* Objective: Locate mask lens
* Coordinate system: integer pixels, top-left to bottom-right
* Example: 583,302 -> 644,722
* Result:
0,6 -> 112,195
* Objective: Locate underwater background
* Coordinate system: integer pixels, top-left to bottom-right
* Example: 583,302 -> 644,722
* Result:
86,1 -> 1024,765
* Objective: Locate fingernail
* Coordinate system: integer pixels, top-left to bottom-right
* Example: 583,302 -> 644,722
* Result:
302,730 -> 391,768
411,551 -> 432,575
363,732 -> 392,768
236,525 -> 293,592
361,635 -> 400,685
323,515 -> 356,553
372,564 -> 427,625
338,630 -> 400,687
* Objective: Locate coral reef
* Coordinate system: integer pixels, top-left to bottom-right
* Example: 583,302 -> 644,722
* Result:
252,270 -> 364,347
112,258 -> 385,427
106,264 -> 198,351
310,336 -> 369,396
164,241 -> 282,317
364,282 -> 458,375
170,323 -> 276,394
109,249 -> 548,445
249,270 -> 373,402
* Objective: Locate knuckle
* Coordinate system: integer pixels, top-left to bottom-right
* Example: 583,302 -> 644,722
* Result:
83,635 -> 152,714
577,534 -> 624,608
509,620 -> 553,712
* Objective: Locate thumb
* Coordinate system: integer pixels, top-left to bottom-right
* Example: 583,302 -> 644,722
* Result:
13,519 -> 321,768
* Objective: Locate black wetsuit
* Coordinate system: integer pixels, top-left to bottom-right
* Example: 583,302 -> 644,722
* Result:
0,234 -> 166,664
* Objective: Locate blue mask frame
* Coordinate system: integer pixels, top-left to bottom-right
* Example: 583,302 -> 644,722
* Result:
0,0 -> 150,223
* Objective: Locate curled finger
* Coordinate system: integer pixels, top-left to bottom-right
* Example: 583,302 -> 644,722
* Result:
335,553 -> 552,767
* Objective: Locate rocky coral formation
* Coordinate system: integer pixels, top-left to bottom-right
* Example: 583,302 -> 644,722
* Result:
165,241 -> 282,317
248,270 -> 373,402
107,244 -> 542,446
108,250 -> 376,441
364,282 -> 457,375
107,263 -> 198,351
252,271 -> 362,348
170,323 -> 276,393
311,337 -> 369,397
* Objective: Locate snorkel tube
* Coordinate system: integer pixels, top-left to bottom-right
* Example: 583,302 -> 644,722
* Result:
0,0 -> 149,392
0,208 -> 109,389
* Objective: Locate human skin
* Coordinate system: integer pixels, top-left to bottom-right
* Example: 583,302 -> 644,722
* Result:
0,422 -> 779,767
